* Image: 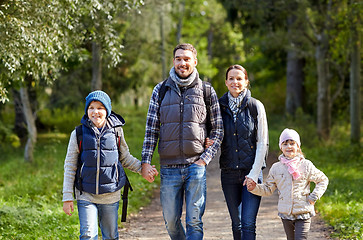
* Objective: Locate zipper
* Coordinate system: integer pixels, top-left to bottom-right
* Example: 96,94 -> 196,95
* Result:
180,90 -> 185,158
96,137 -> 100,194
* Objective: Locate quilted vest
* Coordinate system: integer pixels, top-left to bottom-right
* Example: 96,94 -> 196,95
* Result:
219,91 -> 257,170
76,114 -> 126,194
158,77 -> 207,165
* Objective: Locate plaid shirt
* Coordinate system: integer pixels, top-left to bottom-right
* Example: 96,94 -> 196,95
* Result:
141,81 -> 224,165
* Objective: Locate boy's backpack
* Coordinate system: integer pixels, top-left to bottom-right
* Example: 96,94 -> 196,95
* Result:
158,80 -> 212,135
75,125 -> 133,222
246,98 -> 269,168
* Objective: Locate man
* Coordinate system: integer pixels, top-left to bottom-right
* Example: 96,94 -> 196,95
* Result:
141,43 -> 224,240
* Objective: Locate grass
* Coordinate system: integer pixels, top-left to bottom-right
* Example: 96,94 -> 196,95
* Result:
0,106 -> 361,239
0,105 -> 159,239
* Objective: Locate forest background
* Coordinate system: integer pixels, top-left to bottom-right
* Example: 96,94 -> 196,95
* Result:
0,0 -> 361,239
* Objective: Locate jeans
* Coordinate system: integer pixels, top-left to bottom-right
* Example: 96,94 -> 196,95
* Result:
160,163 -> 207,240
221,169 -> 263,240
281,218 -> 311,240
77,200 -> 119,240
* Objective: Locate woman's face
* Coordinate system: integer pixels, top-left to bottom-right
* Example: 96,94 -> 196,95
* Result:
225,69 -> 249,98
87,100 -> 107,128
280,139 -> 299,158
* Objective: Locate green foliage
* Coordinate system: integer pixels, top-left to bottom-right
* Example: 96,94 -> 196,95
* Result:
0,106 -> 158,239
37,106 -> 84,134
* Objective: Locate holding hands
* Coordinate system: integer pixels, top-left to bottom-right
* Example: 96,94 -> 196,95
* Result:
243,176 -> 256,191
141,163 -> 159,183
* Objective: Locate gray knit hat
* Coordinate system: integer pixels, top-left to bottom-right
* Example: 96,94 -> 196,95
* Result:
85,90 -> 112,117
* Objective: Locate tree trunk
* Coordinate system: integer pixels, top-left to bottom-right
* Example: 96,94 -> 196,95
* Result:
91,41 -> 102,91
176,0 -> 186,44
285,13 -> 304,116
350,22 -> 361,144
19,86 -> 37,162
159,6 -> 167,80
12,89 -> 27,140
315,33 -> 331,140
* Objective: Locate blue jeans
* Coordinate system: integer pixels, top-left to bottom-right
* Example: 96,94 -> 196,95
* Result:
221,169 -> 262,240
160,164 -> 207,240
77,200 -> 119,240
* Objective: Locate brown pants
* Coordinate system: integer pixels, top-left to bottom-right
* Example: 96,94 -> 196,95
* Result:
281,218 -> 311,240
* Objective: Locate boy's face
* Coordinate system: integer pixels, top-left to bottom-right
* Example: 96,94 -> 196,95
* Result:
87,100 -> 107,128
280,139 -> 299,158
173,49 -> 197,79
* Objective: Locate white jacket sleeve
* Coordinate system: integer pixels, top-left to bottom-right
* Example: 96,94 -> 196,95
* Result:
118,127 -> 142,174
247,100 -> 268,183
62,130 -> 78,202
250,164 -> 277,197
306,160 -> 329,202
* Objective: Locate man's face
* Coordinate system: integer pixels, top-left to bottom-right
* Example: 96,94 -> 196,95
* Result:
173,49 -> 197,79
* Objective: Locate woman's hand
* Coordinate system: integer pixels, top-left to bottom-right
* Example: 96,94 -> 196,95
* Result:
243,177 -> 256,191
205,137 -> 214,148
63,201 -> 74,216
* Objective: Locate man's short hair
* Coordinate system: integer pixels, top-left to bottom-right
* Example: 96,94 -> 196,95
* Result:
173,43 -> 197,58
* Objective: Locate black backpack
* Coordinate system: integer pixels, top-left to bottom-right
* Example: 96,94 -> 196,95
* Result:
246,98 -> 269,168
158,80 -> 213,136
75,125 -> 133,222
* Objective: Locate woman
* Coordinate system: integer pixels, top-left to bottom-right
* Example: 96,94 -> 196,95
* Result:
219,64 -> 268,240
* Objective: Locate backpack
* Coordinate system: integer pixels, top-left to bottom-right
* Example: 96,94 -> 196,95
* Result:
246,98 -> 269,169
158,80 -> 213,136
75,125 -> 133,222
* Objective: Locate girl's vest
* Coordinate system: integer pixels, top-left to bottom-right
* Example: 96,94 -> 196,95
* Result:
75,118 -> 126,195
158,77 -> 207,165
219,91 -> 257,170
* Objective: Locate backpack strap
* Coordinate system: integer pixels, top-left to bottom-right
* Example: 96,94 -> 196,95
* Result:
203,82 -> 212,136
247,98 -> 268,169
75,125 -> 83,196
114,125 -> 133,222
157,79 -> 168,107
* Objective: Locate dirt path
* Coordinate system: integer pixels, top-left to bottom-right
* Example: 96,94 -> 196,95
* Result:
119,152 -> 334,239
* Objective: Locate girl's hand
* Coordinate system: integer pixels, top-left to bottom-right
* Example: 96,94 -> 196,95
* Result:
204,137 -> 214,149
142,163 -> 158,183
243,177 -> 256,191
63,201 -> 74,216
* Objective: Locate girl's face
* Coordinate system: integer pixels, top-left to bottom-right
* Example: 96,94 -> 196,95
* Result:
225,69 -> 249,98
87,101 -> 107,128
280,139 -> 299,158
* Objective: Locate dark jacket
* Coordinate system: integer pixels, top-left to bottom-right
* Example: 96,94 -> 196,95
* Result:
219,90 -> 257,170
75,113 -> 126,195
158,75 -> 207,165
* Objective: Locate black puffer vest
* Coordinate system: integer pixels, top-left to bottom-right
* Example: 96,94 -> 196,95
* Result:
158,76 -> 207,165
219,90 -> 257,170
75,113 -> 126,195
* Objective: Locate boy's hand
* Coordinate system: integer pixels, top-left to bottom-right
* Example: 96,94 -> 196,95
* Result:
63,201 -> 74,216
243,177 -> 256,191
142,163 -> 158,183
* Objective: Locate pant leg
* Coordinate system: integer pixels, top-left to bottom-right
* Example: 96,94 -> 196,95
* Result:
77,200 -> 99,240
281,219 -> 295,240
221,169 -> 243,240
185,164 -> 206,240
240,171 -> 262,240
294,218 -> 311,240
98,201 -> 119,240
160,166 -> 186,240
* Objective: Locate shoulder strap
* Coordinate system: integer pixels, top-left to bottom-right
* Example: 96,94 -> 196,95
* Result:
75,125 -> 83,153
113,125 -> 133,222
203,81 -> 212,136
157,79 -> 168,106
74,125 -> 83,196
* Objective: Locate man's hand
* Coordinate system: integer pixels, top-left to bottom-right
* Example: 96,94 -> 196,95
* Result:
63,201 -> 74,216
142,163 -> 159,183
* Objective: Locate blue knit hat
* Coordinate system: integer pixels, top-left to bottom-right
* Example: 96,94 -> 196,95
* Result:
85,90 -> 112,117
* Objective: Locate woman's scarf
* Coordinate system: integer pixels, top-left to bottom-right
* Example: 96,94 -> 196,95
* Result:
169,67 -> 197,87
279,154 -> 303,180
228,90 -> 246,122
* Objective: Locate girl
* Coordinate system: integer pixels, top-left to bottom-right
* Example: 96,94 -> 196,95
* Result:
218,64 -> 269,240
62,90 -> 157,239
247,128 -> 329,240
